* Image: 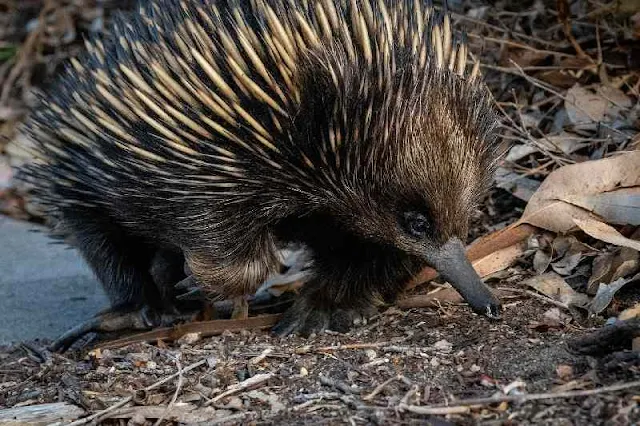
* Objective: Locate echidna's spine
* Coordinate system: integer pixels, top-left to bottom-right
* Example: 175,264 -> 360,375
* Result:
17,0 -> 488,215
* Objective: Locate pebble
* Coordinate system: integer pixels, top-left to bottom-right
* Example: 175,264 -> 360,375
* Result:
432,339 -> 452,352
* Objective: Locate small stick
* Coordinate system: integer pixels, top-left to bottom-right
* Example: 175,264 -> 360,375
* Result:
249,347 -> 273,365
400,385 -> 420,405
399,380 -> 640,414
363,376 -> 399,401
153,353 -> 183,426
398,404 -> 470,415
67,359 -> 207,426
498,287 -> 570,310
556,0 -> 591,59
319,375 -> 355,394
300,342 -> 392,353
207,373 -> 274,405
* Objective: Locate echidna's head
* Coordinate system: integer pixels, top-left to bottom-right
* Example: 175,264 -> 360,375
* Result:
292,45 -> 503,318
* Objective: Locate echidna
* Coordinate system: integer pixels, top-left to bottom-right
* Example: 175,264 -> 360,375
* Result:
15,0 -> 503,347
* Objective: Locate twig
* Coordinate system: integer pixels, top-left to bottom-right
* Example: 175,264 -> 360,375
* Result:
448,10 -> 567,49
466,33 -> 576,59
556,0 -> 591,59
249,347 -> 273,365
507,60 -> 629,140
401,385 -> 420,406
299,342 -> 392,353
67,359 -> 207,426
153,353 -> 183,426
319,375 -> 356,394
363,376 -> 399,401
398,404 -> 470,415
399,380 -> 640,414
498,287 -> 570,310
207,372 -> 274,405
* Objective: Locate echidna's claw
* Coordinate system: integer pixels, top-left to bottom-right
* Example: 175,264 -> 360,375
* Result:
273,300 -> 377,337
175,276 -> 205,301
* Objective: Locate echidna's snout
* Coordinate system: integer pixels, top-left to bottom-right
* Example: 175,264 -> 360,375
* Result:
426,238 -> 502,319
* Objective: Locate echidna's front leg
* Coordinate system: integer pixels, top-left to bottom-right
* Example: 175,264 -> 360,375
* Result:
271,275 -> 383,337
272,250 -> 414,337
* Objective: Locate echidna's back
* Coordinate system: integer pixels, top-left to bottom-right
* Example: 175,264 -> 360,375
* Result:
16,0 -> 490,228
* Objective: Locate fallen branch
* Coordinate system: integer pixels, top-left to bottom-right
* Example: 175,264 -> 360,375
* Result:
398,380 -> 640,414
98,314 -> 281,349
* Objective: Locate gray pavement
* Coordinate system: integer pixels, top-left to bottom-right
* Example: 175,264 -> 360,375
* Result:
0,216 -> 108,345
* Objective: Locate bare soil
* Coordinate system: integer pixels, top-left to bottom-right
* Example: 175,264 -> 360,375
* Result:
1,297 -> 639,425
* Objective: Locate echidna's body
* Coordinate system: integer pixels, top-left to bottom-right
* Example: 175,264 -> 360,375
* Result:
17,0 -> 502,340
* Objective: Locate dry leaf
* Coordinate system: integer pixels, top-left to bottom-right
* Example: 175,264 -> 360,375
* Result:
611,247 -> 640,282
506,144 -> 538,162
564,187 -> 640,226
524,272 -> 589,307
502,48 -> 550,68
533,249 -> 552,274
573,217 -> 640,251
615,0 -> 640,16
538,133 -> 587,156
537,69 -> 579,89
552,235 -> 595,257
597,85 -> 633,109
589,252 -> 615,294
472,242 -> 526,278
495,167 -> 540,202
520,151 -> 640,233
588,276 -> 635,315
551,252 -> 583,276
565,85 -> 609,127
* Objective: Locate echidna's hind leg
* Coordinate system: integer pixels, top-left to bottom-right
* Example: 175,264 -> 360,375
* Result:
48,214 -> 201,351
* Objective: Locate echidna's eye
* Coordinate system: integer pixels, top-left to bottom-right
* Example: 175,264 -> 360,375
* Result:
403,212 -> 430,238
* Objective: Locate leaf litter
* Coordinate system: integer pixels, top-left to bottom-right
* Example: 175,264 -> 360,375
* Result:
2,0 -> 640,424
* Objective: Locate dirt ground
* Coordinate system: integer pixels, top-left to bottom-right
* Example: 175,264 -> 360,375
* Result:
1,296 -> 639,425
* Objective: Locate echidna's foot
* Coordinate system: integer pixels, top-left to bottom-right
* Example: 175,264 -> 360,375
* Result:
48,305 -> 198,352
175,276 -> 205,302
273,301 -> 378,337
